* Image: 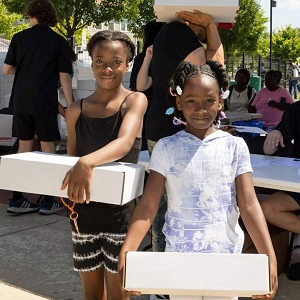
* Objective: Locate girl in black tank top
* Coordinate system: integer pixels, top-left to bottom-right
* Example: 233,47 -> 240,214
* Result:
60,30 -> 147,299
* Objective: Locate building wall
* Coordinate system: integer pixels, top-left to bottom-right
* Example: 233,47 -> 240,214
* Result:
85,20 -> 136,47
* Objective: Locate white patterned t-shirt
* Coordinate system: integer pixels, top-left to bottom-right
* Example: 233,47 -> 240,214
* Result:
148,130 -> 253,254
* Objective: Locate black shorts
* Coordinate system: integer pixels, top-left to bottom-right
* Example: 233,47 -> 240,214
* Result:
13,113 -> 60,142
72,231 -> 126,274
71,201 -> 134,273
286,191 -> 300,206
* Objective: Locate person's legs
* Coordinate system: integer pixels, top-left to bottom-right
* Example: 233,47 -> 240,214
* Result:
260,191 -> 300,234
80,269 -> 106,300
292,79 -> 298,99
147,139 -> 167,252
289,80 -> 293,96
40,141 -> 56,153
18,139 -> 35,153
39,127 -> 63,214
7,114 -> 40,213
106,271 -> 129,300
152,193 -> 167,252
73,230 -> 107,300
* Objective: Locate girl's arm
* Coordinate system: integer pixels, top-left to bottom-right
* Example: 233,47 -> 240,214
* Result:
65,101 -> 81,156
61,92 -> 147,202
136,46 -> 153,91
58,102 -> 66,119
236,173 -> 278,299
118,170 -> 166,297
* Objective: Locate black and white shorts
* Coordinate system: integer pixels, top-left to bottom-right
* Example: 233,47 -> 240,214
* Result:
72,231 -> 126,274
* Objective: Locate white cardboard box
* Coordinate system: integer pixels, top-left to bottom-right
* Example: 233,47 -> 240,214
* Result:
154,0 -> 240,23
0,114 -> 13,137
0,114 -> 16,147
0,152 -> 145,205
124,252 -> 270,297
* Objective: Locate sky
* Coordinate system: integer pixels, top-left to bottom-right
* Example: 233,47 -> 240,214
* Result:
260,0 -> 300,30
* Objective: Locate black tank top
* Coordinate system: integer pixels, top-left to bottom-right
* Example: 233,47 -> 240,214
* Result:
75,93 -> 142,163
73,93 -> 142,233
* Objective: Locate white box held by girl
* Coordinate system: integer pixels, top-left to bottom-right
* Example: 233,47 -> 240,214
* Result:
124,252 -> 270,297
0,152 -> 144,205
154,0 -> 240,23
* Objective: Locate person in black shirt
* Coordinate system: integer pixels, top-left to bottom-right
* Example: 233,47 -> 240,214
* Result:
261,102 -> 300,234
130,20 -> 165,151
3,0 -> 73,214
136,10 -> 224,260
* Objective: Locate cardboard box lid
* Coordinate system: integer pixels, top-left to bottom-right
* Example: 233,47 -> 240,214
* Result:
0,152 -> 145,205
154,0 -> 239,23
124,252 -> 270,297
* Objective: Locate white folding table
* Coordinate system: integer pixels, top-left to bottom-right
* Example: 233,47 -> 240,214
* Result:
251,154 -> 300,193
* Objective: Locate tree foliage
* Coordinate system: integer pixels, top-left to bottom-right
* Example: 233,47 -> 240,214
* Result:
272,25 -> 300,61
219,0 -> 267,55
3,0 -> 143,39
0,0 -> 28,39
256,32 -> 270,57
127,0 -> 156,38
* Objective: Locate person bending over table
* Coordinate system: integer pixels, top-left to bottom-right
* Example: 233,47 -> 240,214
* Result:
261,102 -> 300,234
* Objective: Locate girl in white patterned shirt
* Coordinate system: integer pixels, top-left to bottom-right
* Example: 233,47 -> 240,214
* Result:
118,61 -> 277,300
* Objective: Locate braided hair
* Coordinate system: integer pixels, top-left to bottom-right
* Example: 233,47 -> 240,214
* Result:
87,30 -> 135,63
169,61 -> 229,125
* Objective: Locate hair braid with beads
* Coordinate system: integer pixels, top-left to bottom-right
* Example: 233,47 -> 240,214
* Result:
169,61 -> 229,125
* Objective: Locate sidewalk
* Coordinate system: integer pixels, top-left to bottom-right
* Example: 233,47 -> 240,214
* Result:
0,189 -> 299,299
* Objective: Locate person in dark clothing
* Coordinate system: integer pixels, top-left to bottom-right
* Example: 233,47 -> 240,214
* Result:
130,20 -> 165,151
135,10 -> 224,258
261,102 -> 300,234
3,0 -> 73,214
60,30 -> 147,300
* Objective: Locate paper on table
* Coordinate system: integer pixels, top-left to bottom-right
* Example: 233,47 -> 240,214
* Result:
270,158 -> 300,168
220,125 -> 267,134
251,156 -> 300,169
250,156 -> 271,168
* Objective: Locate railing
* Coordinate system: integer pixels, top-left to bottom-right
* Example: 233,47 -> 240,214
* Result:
225,53 -> 288,88
0,35 -> 10,52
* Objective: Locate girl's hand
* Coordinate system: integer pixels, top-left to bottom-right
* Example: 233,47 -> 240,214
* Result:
118,252 -> 141,298
176,10 -> 213,28
252,257 -> 278,299
265,130 -> 284,149
61,158 -> 93,203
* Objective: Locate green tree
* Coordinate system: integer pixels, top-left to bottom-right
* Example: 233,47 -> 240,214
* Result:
272,25 -> 300,61
0,0 -> 28,39
3,0 -> 143,39
256,32 -> 270,57
127,0 -> 156,38
219,0 -> 267,55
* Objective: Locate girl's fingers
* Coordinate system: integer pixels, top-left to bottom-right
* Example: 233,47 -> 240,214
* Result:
71,185 -> 80,203
78,186 -> 85,204
67,181 -> 74,200
85,184 -> 91,204
61,172 -> 69,190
